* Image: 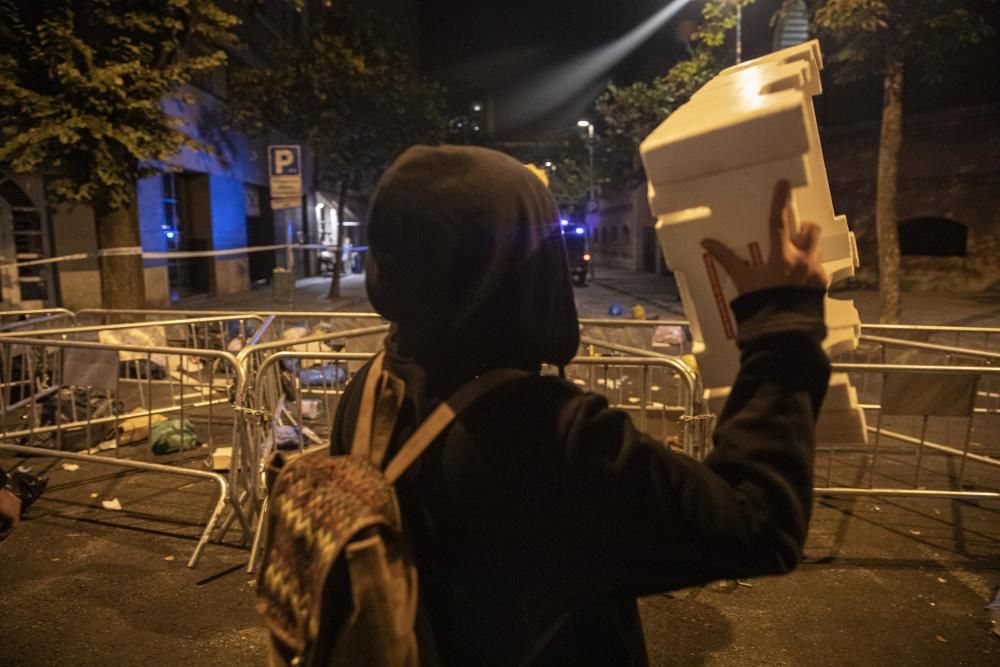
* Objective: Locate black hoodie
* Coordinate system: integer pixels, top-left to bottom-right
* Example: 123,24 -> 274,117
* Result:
332,145 -> 830,665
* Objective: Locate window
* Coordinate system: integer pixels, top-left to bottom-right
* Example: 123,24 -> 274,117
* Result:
898,217 -> 967,257
773,0 -> 809,51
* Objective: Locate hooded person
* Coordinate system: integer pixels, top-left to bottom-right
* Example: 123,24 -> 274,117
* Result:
331,146 -> 831,665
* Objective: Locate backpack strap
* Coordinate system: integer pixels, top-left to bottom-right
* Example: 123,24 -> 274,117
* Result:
351,351 -> 408,469
383,368 -> 529,484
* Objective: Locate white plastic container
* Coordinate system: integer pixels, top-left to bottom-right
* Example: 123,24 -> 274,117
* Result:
640,40 -> 866,444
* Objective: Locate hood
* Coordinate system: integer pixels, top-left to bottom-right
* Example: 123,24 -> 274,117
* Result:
365,145 -> 580,371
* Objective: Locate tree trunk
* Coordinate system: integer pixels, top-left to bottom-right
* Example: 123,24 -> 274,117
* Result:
96,187 -> 146,310
875,44 -> 904,324
327,177 -> 350,301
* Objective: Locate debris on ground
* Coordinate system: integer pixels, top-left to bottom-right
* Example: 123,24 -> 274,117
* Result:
101,498 -> 122,511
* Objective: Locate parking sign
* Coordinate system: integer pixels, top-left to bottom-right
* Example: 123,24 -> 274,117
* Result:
268,145 -> 302,209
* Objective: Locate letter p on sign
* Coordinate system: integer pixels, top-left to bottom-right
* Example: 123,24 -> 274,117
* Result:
268,145 -> 301,177
275,150 -> 294,173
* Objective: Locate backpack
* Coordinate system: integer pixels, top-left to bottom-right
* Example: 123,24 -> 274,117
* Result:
256,352 -> 526,666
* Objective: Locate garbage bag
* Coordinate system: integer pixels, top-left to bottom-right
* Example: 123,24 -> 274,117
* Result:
150,419 -> 199,455
299,366 -> 347,387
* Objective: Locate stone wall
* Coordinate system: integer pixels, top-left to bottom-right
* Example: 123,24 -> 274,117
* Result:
822,105 -> 1000,292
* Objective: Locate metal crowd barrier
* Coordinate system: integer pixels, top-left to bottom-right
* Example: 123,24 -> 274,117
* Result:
0,334 -> 251,567
815,361 -> 1000,503
861,323 -> 1000,355
0,308 -> 77,333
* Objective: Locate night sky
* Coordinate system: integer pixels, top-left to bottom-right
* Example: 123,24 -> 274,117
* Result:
418,0 -> 706,137
417,0 -> 1000,140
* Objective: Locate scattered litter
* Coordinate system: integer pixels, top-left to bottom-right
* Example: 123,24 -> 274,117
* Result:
61,463 -> 80,472
935,635 -> 948,643
650,402 -> 664,409
101,498 -> 122,511
179,483 -> 196,490
85,441 -> 117,454
596,378 -> 623,389
164,555 -> 176,562
937,577 -> 947,583
299,366 -> 346,387
109,408 -> 169,447
150,419 -> 199,455
736,580 -> 753,588
627,397 -> 640,403
873,505 -> 881,512
51,558 -> 60,562
299,398 -> 322,420
89,493 -> 99,499
650,386 -> 661,392
929,602 -> 936,606
608,303 -> 625,316
572,379 -> 585,386
910,530 -> 922,536
247,580 -> 256,587
16,465 -> 31,473
652,325 -> 687,347
212,447 -> 232,472
933,508 -> 942,515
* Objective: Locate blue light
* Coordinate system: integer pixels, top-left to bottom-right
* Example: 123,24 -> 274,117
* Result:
560,219 -> 569,226
165,231 -> 176,239
574,227 -> 585,235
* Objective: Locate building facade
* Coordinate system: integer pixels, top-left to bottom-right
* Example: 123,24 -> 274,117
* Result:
1,0 -> 419,310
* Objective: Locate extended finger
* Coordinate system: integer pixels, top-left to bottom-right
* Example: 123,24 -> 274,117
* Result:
768,180 -> 791,254
794,222 -> 822,256
702,239 -> 748,286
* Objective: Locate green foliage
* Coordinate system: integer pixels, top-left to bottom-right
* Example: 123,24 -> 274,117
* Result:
813,0 -> 995,83
0,0 -> 239,212
547,153 -> 592,214
227,25 -> 446,194
592,1 -> 752,190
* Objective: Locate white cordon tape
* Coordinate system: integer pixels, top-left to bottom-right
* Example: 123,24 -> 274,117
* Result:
142,243 -> 290,260
0,252 -> 90,270
0,244 -> 339,270
96,246 -> 144,257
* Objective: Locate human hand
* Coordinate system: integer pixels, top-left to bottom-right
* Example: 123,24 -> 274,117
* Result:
0,489 -> 21,541
701,180 -> 827,295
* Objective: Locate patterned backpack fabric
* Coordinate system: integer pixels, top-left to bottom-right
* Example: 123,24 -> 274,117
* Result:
257,352 -> 525,666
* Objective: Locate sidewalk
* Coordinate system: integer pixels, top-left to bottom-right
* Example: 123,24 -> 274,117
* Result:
179,265 -> 999,330
590,264 -> 1000,328
177,273 -> 374,313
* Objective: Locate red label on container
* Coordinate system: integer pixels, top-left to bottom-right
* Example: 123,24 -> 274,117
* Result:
703,253 -> 735,340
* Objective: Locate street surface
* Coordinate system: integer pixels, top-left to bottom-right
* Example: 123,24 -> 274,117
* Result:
1,268 -> 999,666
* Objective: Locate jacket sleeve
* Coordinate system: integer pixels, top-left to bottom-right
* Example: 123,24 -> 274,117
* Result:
556,286 -> 830,595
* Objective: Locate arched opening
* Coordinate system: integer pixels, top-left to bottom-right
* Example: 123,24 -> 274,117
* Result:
898,217 -> 967,257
